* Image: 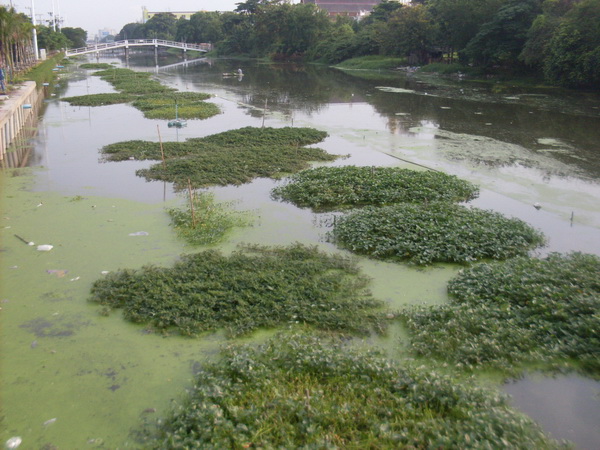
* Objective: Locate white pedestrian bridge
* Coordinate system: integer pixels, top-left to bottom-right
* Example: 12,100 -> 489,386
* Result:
65,39 -> 212,57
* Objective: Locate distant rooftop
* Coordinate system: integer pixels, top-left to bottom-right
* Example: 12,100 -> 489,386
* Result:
301,0 -> 383,17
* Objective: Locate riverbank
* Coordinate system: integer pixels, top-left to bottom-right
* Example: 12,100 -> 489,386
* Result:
0,54 -> 66,168
0,82 -> 40,168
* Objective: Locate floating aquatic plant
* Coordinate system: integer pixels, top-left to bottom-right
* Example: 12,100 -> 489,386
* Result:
89,243 -> 385,337
137,143 -> 338,189
331,202 -> 546,265
167,191 -> 251,245
61,93 -> 136,106
100,127 -> 335,189
132,92 -> 219,120
401,252 -> 600,375
141,333 -> 559,449
79,63 -> 113,70
271,166 -> 479,210
93,68 -> 174,95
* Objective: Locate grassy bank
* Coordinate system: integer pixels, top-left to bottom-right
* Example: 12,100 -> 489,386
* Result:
21,53 -> 67,88
335,55 -> 407,71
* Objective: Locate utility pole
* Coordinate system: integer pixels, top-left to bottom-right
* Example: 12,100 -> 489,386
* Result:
31,0 -> 39,60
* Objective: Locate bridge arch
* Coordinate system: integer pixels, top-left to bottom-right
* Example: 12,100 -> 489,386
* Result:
65,39 -> 212,57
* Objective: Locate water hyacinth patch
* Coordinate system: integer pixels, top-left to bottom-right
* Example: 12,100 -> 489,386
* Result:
137,144 -> 338,189
167,192 -> 251,246
271,166 -> 479,210
62,93 -> 136,106
79,63 -> 113,70
131,92 -> 219,120
99,127 -> 336,189
93,68 -> 174,95
141,333 -> 560,449
401,253 -> 600,374
331,202 -> 546,265
89,243 -> 386,337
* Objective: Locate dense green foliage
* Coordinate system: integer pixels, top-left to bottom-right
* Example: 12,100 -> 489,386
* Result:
93,68 -> 174,95
79,63 -> 114,70
0,6 -> 35,80
331,202 -> 546,265
113,0 -> 599,89
143,333 -> 559,449
137,144 -> 338,189
401,253 -> 600,375
101,127 -> 334,189
89,244 -> 385,337
131,92 -> 219,120
61,93 -> 136,106
272,166 -> 479,210
62,69 -> 220,120
334,55 -> 408,70
167,192 -> 251,245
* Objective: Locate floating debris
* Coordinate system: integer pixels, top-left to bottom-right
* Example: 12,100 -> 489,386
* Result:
128,231 -> 149,236
533,202 -> 542,210
14,234 -> 34,246
47,270 -> 68,278
37,245 -> 54,252
43,418 -> 57,426
5,437 -> 22,449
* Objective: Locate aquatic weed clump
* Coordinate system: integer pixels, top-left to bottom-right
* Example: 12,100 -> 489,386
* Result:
131,92 -> 219,120
89,244 -> 385,337
61,93 -> 136,106
137,144 -> 338,189
331,202 -> 546,265
402,253 -> 600,374
271,166 -> 479,210
144,333 -> 559,449
125,127 -> 335,189
167,192 -> 251,245
93,68 -> 174,95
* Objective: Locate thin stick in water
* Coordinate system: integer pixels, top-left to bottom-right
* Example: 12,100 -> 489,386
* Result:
188,178 -> 197,227
157,125 -> 166,169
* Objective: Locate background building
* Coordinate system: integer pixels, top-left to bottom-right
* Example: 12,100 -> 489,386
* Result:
301,0 -> 383,17
142,7 -> 203,23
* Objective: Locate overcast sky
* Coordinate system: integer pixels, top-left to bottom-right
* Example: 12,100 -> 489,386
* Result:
5,0 -> 245,36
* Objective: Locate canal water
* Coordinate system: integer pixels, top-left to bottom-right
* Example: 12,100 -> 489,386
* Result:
1,53 -> 599,448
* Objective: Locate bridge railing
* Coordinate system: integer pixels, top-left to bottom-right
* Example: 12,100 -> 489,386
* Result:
65,40 -> 212,56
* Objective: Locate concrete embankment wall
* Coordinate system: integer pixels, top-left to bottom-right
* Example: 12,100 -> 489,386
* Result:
0,81 -> 41,168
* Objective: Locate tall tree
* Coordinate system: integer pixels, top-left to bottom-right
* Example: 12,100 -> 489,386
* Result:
464,0 -> 542,67
144,13 -> 178,40
543,0 -> 600,87
61,27 -> 87,48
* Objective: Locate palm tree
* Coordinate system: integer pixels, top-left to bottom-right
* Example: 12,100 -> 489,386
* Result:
0,6 -> 35,82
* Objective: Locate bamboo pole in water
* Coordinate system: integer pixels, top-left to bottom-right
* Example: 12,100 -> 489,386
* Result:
188,178 -> 197,227
157,125 -> 166,168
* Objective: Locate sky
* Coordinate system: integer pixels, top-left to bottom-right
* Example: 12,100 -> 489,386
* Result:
4,0 -> 243,37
